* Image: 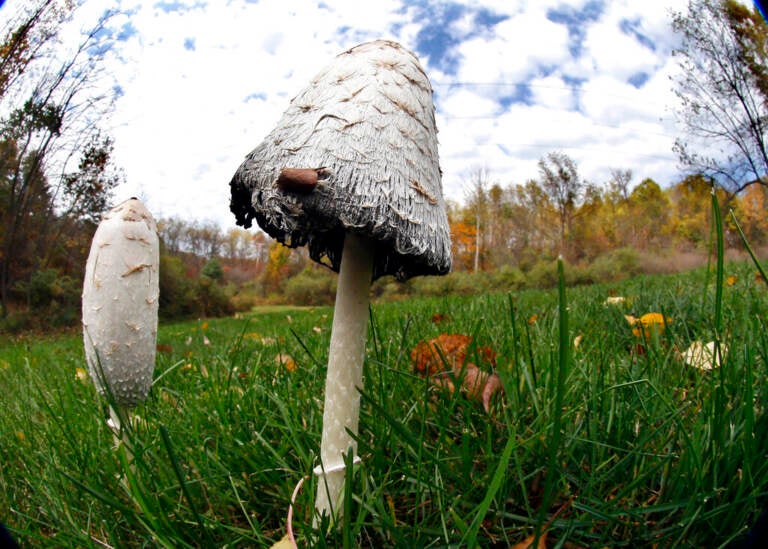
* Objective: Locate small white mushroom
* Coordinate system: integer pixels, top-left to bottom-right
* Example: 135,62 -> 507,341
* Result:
82,198 -> 159,419
230,40 -> 451,523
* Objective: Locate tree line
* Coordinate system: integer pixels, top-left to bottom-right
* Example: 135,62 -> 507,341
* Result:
1,0 -> 767,331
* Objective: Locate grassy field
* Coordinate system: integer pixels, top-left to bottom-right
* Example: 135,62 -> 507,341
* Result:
1,260 -> 767,547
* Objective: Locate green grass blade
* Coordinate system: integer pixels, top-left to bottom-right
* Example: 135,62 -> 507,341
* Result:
159,425 -> 214,547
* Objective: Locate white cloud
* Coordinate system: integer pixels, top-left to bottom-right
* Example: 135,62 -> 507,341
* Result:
1,0 -> 693,227
454,12 -> 570,84
529,75 -> 576,110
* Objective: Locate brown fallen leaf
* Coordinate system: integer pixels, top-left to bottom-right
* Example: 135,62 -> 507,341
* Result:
510,532 -> 547,549
156,343 -> 173,354
431,313 -> 451,324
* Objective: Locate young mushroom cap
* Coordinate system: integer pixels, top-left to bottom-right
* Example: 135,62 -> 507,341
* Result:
82,198 -> 159,408
229,39 -> 451,280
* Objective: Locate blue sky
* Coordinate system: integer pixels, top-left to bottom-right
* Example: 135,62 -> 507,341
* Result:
3,0 -> 690,227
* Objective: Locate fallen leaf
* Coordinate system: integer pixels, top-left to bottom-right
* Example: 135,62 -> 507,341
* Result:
156,343 -> 173,354
411,334 -> 496,375
510,532 -> 547,549
431,365 -> 503,413
603,296 -> 626,306
431,313 -> 451,324
626,313 -> 670,339
481,372 -> 504,412
683,341 -> 727,371
275,353 -> 297,372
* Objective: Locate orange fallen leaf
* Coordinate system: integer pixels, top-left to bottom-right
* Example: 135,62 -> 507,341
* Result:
431,313 -> 451,324
156,343 -> 173,354
510,532 -> 547,549
275,353 -> 297,372
411,334 -> 496,375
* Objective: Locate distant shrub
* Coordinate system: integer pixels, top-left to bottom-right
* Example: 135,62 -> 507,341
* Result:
159,254 -> 196,319
525,259 -> 562,288
10,269 -> 80,328
196,276 -> 234,317
0,311 -> 34,333
283,266 -> 337,306
488,265 -> 526,291
230,282 -> 262,311
589,247 -> 641,282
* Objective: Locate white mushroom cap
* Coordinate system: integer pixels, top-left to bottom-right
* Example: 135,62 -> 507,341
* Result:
82,198 -> 159,408
229,39 -> 451,281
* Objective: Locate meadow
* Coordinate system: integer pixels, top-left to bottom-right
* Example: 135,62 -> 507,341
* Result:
1,260 -> 767,547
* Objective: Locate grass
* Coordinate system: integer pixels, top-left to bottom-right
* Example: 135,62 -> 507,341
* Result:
1,258 -> 767,547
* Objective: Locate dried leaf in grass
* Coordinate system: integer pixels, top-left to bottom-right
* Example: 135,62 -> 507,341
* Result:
432,364 -> 501,411
626,312 -> 671,339
682,340 -> 727,370
510,532 -> 547,549
431,313 -> 451,324
275,353 -> 297,372
411,333 -> 496,375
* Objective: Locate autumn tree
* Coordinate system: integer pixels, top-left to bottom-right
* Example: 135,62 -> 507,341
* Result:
0,1 -> 122,317
463,166 -> 491,272
504,180 -> 558,266
626,178 -> 671,250
732,183 -> 768,245
672,0 -> 768,193
537,151 -> 584,258
449,220 -> 478,271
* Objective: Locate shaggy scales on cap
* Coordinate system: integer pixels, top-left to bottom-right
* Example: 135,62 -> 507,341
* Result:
229,39 -> 451,281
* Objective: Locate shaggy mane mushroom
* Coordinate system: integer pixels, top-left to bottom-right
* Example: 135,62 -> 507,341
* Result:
229,39 -> 451,524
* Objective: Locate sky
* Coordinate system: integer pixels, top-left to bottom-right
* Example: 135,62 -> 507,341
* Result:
4,0 -> 692,229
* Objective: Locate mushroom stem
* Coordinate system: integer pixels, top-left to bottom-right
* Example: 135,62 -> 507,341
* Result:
314,232 -> 374,523
107,405 -> 133,458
